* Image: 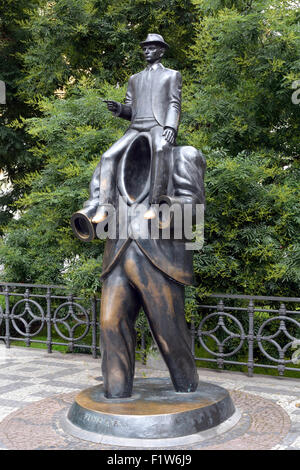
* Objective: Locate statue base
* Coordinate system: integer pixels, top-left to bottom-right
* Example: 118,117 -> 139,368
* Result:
64,378 -> 238,447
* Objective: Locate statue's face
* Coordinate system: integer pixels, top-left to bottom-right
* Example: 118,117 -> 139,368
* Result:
142,43 -> 165,64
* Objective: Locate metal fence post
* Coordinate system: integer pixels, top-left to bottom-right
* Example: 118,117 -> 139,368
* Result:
68,294 -> 74,354
4,285 -> 10,348
46,287 -> 52,354
278,303 -> 286,376
217,300 -> 225,370
247,299 -> 254,377
24,288 -> 31,347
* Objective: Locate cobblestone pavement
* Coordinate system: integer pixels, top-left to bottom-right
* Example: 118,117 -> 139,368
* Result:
0,344 -> 299,450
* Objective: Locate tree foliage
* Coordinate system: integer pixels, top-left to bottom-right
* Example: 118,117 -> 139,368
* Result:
0,0 -> 299,299
18,0 -> 198,98
0,83 -> 127,291
0,0 -> 43,231
193,148 -> 300,296
185,0 -> 300,155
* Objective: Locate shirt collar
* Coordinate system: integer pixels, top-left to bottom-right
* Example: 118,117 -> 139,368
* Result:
146,62 -> 163,72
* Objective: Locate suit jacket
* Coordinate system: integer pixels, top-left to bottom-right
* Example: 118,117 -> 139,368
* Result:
117,63 -> 182,132
83,144 -> 206,286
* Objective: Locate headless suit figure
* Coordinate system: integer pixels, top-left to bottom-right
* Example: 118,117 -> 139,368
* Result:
82,142 -> 205,398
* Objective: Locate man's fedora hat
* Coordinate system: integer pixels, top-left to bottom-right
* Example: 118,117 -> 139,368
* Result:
140,33 -> 169,49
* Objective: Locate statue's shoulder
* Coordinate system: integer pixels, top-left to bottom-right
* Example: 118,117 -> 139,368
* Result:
129,71 -> 143,82
161,66 -> 181,79
163,66 -> 179,73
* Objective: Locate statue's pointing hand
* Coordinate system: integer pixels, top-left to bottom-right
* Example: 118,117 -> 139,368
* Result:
103,100 -> 121,115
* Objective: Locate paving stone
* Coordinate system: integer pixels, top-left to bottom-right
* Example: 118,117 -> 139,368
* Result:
0,390 -> 292,450
30,390 -> 65,398
289,422 -> 300,432
27,360 -> 81,368
0,440 -> 8,450
244,385 -> 300,397
0,407 -> 18,421
0,374 -> 35,381
40,380 -> 86,390
39,368 -> 82,380
0,362 -> 18,369
0,382 -> 33,395
289,436 -> 300,449
0,344 -> 299,449
20,367 -> 42,373
0,398 -> 33,408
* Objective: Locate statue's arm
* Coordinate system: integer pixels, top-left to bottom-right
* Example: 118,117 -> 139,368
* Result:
110,77 -> 133,121
172,147 -> 206,206
164,71 -> 182,133
70,163 -> 100,240
82,162 -> 101,210
158,147 -> 206,229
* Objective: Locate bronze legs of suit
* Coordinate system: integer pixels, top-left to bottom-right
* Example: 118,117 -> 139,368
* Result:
99,125 -> 170,206
100,241 -> 199,398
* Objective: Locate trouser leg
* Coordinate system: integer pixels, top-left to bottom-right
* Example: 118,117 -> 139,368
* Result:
144,281 -> 199,392
149,126 -> 172,204
98,129 -> 139,206
100,262 -> 141,398
124,243 -> 199,392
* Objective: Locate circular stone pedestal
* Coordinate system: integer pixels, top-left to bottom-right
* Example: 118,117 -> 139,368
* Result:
65,378 -> 236,446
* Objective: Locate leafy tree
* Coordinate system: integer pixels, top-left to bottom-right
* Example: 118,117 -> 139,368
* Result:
0,0 -> 42,232
0,83 -> 127,292
1,0 -> 198,229
0,0 -> 299,302
179,0 -> 300,297
193,148 -> 300,297
185,0 -> 300,155
0,0 -> 200,291
18,0 -> 198,99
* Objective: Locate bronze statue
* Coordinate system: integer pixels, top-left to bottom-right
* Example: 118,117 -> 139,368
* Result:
93,33 -> 182,223
71,33 -> 206,399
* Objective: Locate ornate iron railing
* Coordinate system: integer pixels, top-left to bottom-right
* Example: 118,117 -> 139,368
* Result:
0,282 -> 100,358
0,283 -> 299,376
192,294 -> 300,376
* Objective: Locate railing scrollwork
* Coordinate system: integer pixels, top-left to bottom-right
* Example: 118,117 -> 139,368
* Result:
0,283 -> 299,376
195,294 -> 300,376
0,282 -> 100,357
